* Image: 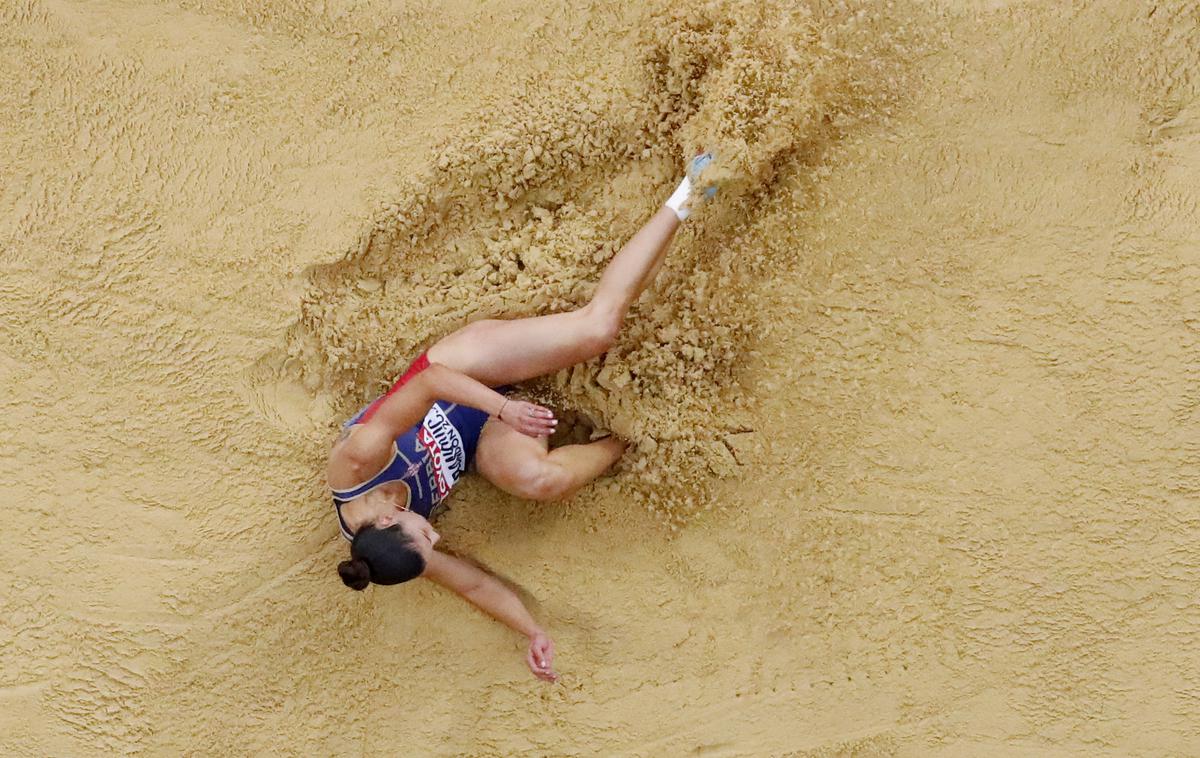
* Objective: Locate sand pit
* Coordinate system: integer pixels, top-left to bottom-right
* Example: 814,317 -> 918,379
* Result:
3,0 -> 1200,754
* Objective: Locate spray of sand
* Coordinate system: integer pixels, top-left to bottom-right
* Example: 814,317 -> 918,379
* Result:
282,0 -> 929,522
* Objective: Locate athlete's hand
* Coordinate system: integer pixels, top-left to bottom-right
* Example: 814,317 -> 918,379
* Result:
498,400 -> 557,438
526,631 -> 558,682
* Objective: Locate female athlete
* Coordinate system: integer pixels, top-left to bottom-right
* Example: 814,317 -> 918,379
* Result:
327,152 -> 718,681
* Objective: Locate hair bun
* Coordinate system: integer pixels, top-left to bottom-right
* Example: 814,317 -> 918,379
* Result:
337,558 -> 371,590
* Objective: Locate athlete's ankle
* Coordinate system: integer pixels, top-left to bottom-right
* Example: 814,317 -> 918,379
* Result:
664,175 -> 694,221
663,152 -> 718,221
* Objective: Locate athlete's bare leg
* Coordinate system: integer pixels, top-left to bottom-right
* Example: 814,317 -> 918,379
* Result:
426,206 -> 681,386
474,419 -> 628,501
447,157 -> 716,498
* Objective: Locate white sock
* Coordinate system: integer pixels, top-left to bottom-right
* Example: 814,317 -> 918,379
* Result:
664,175 -> 693,221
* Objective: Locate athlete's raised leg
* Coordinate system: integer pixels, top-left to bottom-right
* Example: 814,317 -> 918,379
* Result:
427,206 -> 681,386
474,418 -> 628,501
427,153 -> 717,387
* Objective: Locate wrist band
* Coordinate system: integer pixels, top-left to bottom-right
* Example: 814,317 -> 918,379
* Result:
498,398 -> 510,419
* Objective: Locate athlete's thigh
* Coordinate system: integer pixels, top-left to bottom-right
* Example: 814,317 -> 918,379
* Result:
426,309 -> 598,387
474,417 -> 548,496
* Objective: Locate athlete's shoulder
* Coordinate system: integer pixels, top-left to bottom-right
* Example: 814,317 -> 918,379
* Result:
331,422 -> 397,478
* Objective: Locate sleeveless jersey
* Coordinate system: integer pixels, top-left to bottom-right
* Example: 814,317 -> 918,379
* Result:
330,400 -> 491,541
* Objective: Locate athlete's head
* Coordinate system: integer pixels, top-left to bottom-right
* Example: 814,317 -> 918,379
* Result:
337,510 -> 440,590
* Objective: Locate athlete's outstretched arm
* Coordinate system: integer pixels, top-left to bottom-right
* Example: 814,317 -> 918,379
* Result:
423,550 -> 558,682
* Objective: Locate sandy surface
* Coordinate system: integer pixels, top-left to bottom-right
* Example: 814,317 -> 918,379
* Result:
3,0 -> 1200,755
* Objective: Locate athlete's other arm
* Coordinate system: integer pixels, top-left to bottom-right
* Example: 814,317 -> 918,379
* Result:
423,550 -> 558,682
341,362 -> 554,463
419,362 -> 555,436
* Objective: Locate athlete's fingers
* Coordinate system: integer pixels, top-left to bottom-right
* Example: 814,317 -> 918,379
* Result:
507,411 -> 552,438
544,638 -> 556,676
526,649 -> 553,680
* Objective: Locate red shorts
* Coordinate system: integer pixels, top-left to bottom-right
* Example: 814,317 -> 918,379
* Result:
357,352 -> 431,424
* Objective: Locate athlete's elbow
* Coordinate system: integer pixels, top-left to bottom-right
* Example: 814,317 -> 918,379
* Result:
415,362 -> 451,400
458,575 -> 489,600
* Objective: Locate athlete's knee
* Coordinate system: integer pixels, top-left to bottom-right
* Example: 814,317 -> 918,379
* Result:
577,304 -> 621,356
512,462 -> 574,502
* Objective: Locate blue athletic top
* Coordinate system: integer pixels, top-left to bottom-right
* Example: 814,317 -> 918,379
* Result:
330,399 -> 493,541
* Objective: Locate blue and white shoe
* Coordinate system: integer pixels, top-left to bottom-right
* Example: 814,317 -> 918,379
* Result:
687,151 -> 719,200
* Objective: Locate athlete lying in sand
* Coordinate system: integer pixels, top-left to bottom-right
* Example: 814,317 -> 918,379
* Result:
327,153 -> 719,681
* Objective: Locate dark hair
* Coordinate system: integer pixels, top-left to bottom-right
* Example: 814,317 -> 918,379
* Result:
337,524 -> 426,590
